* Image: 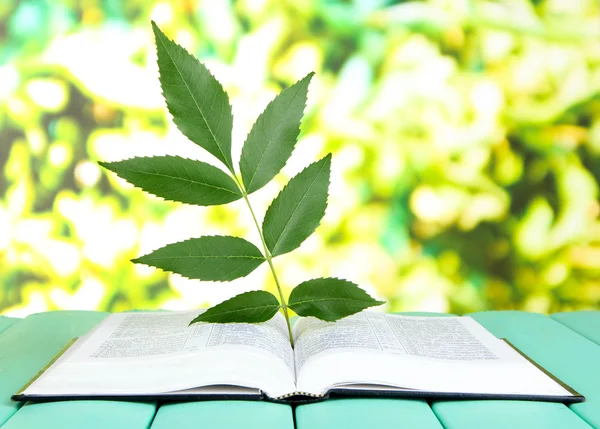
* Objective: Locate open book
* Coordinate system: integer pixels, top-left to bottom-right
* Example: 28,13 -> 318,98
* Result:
13,310 -> 582,403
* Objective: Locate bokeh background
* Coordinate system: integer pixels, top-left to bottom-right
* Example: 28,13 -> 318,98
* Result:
1,0 -> 600,317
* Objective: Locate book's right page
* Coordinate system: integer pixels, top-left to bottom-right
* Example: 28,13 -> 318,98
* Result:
293,313 -> 578,401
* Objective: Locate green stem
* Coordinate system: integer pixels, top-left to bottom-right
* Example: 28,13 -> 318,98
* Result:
234,177 -> 295,348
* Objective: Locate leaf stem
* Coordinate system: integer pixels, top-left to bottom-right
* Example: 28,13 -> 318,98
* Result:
234,177 -> 295,348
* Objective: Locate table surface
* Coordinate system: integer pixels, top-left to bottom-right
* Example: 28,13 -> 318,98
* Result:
0,310 -> 599,429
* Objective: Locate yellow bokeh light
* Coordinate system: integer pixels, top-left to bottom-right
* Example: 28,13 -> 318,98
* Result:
1,0 -> 599,316
25,79 -> 68,111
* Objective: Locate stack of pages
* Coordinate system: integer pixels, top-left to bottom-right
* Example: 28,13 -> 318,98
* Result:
14,311 -> 582,403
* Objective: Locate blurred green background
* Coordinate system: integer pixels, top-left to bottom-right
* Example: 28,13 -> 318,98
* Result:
1,0 -> 599,317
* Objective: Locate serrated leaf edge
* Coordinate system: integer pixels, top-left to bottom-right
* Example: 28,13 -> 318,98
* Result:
241,72 -> 314,193
152,21 -> 234,172
98,156 -> 242,205
266,154 -> 331,256
288,277 -> 384,306
189,291 -> 281,325
289,296 -> 385,306
131,236 -> 265,283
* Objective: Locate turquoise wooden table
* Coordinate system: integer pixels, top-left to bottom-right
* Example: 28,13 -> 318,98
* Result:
0,310 -> 599,429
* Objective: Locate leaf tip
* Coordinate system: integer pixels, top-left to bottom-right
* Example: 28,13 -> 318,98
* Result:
302,71 -> 315,81
320,153 -> 333,179
150,20 -> 162,33
188,316 -> 203,326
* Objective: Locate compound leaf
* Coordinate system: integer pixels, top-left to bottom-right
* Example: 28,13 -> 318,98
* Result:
240,73 -> 314,194
99,156 -> 241,206
263,154 -> 331,257
133,236 -> 264,281
152,21 -> 233,171
288,278 -> 384,321
189,291 -> 280,324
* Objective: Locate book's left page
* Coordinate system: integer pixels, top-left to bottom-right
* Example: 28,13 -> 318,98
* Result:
18,310 -> 297,399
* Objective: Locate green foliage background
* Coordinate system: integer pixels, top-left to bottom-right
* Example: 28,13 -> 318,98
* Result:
1,0 -> 599,317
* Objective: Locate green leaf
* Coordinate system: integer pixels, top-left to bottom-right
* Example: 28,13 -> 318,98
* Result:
263,154 -> 331,257
240,73 -> 314,194
99,156 -> 242,206
288,278 -> 385,322
152,21 -> 233,171
189,291 -> 280,324
132,236 -> 265,281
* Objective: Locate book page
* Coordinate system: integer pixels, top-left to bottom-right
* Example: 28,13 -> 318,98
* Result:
294,312 -> 572,397
25,310 -> 296,399
70,311 -> 294,370
294,312 -> 520,372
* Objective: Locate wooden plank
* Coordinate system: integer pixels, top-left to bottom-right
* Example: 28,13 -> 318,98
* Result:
1,401 -> 153,429
432,311 -> 600,429
150,401 -> 294,429
295,399 -> 443,429
551,311 -> 600,346
3,310 -> 596,428
471,311 -> 600,428
0,317 -> 19,336
432,400 -> 593,429
0,311 -> 156,429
